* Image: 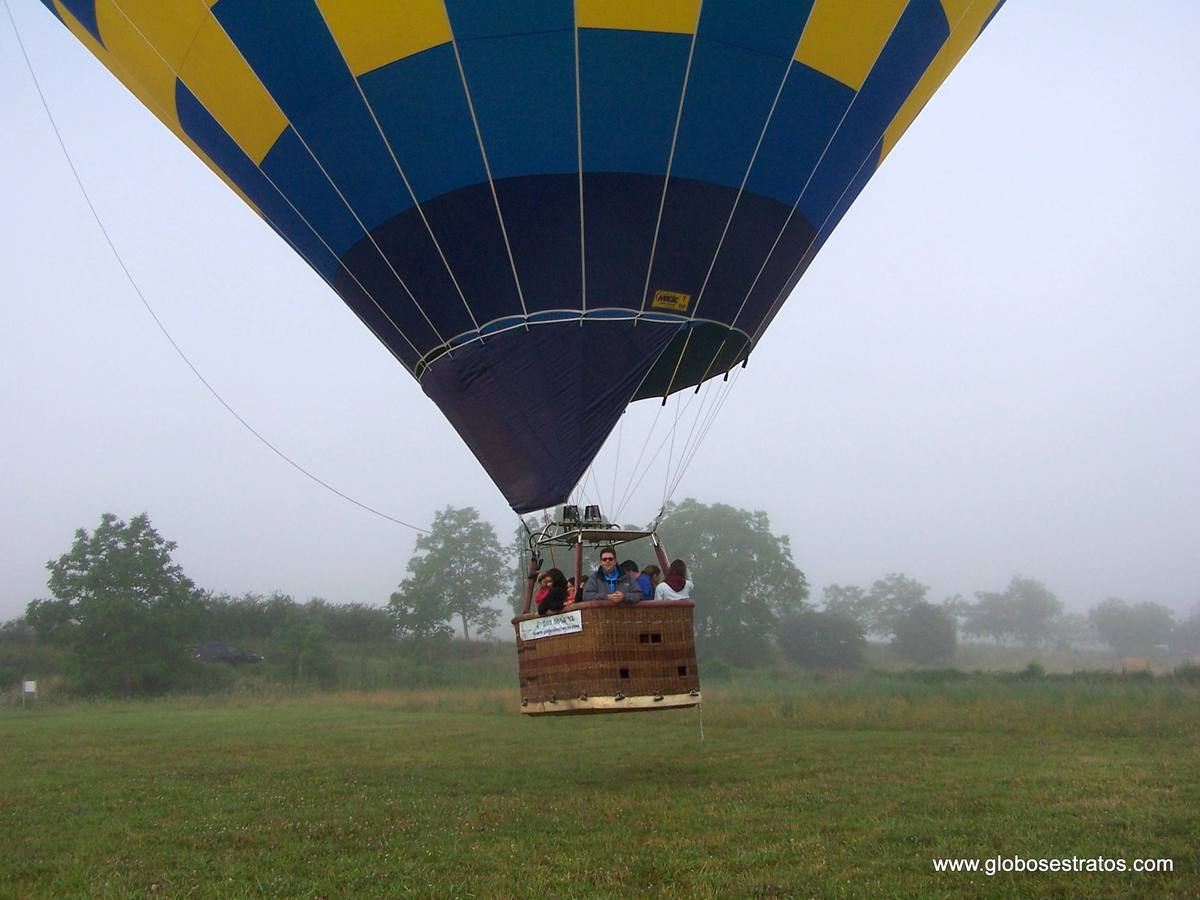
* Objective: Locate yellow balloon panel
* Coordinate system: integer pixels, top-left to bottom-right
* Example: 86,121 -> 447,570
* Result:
316,0 -> 453,77
177,15 -> 287,165
575,0 -> 702,35
794,0 -> 909,91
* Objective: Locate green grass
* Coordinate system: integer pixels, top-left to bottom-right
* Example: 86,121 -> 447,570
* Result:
2,677 -> 1197,898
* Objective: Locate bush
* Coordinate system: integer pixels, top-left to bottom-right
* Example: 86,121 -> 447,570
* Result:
173,659 -> 240,694
0,638 -> 63,684
269,621 -> 337,687
700,658 -> 736,682
1171,664 -> 1200,683
776,609 -> 866,669
892,603 -> 957,665
1018,661 -> 1046,679
891,668 -> 968,683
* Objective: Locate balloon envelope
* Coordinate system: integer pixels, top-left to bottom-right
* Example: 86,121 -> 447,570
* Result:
40,0 -> 1004,512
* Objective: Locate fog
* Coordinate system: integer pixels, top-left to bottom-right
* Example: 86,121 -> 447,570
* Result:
2,1 -> 1198,624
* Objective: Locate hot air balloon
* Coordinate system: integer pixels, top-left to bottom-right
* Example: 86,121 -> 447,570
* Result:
38,0 -> 1005,713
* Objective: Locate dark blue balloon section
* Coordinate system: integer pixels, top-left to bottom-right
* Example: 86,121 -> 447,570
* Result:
336,173 -> 792,511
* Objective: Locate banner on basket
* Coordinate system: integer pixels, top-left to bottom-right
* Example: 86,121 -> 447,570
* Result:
520,610 -> 583,641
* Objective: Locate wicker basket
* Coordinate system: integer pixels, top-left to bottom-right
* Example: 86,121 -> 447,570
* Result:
512,599 -> 701,715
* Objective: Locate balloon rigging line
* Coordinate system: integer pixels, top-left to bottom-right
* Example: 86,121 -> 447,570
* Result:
655,0 -> 897,401
611,357 -> 727,523
661,393 -> 685,513
657,377 -> 726,515
663,376 -> 720,500
573,13 -> 587,314
541,509 -> 560,569
605,312 -> 740,522
616,365 -> 743,524
658,329 -> 696,408
610,414 -> 623,518
568,461 -> 590,511
612,400 -> 666,519
312,2 -> 482,335
594,356 -> 740,526
657,384 -> 711,512
613,407 -> 684,523
613,396 -> 698,524
665,367 -> 744,505
184,0 -> 455,357
613,330 -> 738,520
447,22 -> 531,323
527,0 -> 746,521
636,0 -> 704,317
726,0 -> 917,336
614,408 -> 691,520
749,0 -> 986,345
4,0 -> 429,535
683,8 -> 815,327
587,464 -> 604,513
665,375 -> 724,504
634,0 -> 937,483
751,146 -> 876,346
576,463 -> 601,514
571,466 -> 588,509
99,0 -> 427,373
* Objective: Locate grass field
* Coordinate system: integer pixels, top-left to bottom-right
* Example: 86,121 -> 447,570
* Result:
2,674 -> 1197,898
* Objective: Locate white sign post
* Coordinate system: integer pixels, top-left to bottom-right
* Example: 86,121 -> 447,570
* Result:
21,680 -> 36,709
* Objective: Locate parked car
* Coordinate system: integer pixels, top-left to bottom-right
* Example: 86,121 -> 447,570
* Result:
191,643 -> 264,664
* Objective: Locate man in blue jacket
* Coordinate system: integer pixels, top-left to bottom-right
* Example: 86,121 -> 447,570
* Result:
582,546 -> 643,604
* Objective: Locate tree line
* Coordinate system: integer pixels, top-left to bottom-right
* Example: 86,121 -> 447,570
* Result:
4,505 -> 1199,696
10,509 -> 510,695
777,572 -> 1200,671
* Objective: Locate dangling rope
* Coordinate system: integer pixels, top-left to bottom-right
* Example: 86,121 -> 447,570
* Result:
3,1 -> 430,533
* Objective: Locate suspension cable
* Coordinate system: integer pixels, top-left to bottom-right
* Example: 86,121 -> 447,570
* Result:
3,1 -> 430,533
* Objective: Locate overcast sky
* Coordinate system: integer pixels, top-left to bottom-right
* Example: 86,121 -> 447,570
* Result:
2,1 -> 1198,625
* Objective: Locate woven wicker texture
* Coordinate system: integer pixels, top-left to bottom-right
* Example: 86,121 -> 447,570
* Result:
513,600 -> 700,703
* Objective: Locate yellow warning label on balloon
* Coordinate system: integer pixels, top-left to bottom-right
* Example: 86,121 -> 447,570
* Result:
651,290 -> 692,312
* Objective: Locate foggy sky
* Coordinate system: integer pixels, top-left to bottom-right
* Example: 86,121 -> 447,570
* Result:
2,1 -> 1198,625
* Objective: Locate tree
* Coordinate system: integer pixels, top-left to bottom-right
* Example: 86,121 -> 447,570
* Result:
821,584 -> 873,629
866,573 -> 930,637
1088,598 -> 1175,657
655,499 -> 809,665
202,591 -> 297,642
272,618 -> 337,686
776,609 -> 866,669
26,513 -> 204,695
892,602 -> 957,665
1174,604 -> 1200,656
1053,612 -> 1096,648
302,598 -> 394,643
507,518 -> 540,614
965,576 -> 1063,646
388,507 -> 506,641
